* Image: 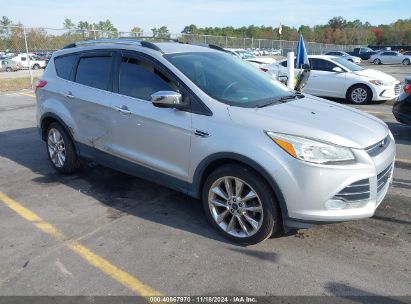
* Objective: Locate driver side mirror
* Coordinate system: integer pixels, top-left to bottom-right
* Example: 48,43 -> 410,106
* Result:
332,67 -> 343,73
151,91 -> 186,109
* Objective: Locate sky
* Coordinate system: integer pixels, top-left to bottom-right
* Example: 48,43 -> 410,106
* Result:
2,0 -> 409,33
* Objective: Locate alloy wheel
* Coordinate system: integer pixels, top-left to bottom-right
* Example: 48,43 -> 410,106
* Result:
47,128 -> 66,168
208,176 -> 264,238
351,87 -> 368,104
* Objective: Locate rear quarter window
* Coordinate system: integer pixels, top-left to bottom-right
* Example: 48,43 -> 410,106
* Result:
54,54 -> 77,80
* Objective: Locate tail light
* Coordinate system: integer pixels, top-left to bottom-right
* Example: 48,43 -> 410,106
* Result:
260,67 -> 268,72
404,84 -> 411,95
35,80 -> 47,91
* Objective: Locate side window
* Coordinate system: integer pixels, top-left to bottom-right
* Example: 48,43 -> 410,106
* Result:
310,58 -> 337,72
54,54 -> 77,80
381,52 -> 389,56
21,57 -> 26,61
119,56 -> 176,100
75,56 -> 112,90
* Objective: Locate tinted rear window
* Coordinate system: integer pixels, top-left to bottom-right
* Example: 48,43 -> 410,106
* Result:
75,56 -> 112,90
54,54 -> 77,80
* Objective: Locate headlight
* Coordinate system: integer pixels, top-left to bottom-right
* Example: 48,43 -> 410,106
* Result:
370,80 -> 391,86
266,132 -> 355,165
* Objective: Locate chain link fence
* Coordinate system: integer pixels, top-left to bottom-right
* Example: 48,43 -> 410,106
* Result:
0,25 -> 364,90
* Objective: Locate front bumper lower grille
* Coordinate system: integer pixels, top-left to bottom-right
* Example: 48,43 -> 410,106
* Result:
333,179 -> 370,202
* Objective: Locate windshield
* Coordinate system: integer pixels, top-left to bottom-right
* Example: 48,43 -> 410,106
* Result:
332,57 -> 364,71
236,50 -> 256,59
165,52 -> 292,107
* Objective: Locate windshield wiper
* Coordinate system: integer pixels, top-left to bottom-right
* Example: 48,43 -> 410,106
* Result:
256,99 -> 282,108
280,92 -> 305,101
257,93 -> 305,108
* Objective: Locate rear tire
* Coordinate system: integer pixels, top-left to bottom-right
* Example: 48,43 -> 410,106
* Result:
33,64 -> 40,70
347,85 -> 372,104
403,59 -> 410,65
46,122 -> 81,174
202,164 -> 281,245
5,67 -> 12,72
373,59 -> 381,65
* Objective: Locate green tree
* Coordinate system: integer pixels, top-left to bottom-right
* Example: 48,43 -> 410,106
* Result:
63,18 -> 75,30
152,26 -> 170,39
181,24 -> 198,34
131,26 -> 143,37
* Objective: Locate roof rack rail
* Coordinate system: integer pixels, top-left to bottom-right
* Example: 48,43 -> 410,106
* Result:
208,44 -> 228,53
62,38 -> 142,49
61,38 -> 227,54
140,41 -> 164,54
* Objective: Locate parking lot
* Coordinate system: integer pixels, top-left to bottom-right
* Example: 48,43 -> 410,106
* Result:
0,64 -> 410,299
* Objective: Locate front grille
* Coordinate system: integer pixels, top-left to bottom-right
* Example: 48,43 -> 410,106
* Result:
365,135 -> 390,157
377,163 -> 393,195
333,179 -> 370,202
394,83 -> 400,96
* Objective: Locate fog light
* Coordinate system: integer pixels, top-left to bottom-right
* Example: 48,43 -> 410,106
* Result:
325,199 -> 347,210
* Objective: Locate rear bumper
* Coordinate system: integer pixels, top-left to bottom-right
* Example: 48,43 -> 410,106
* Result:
393,110 -> 411,125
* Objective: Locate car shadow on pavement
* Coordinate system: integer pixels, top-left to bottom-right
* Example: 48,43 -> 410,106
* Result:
0,127 -> 236,245
324,282 -> 409,304
227,247 -> 278,262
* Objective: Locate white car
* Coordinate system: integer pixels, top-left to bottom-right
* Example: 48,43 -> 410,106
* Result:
280,55 -> 401,104
324,51 -> 362,64
260,62 -> 288,84
369,51 -> 411,65
11,53 -> 47,70
225,48 -> 276,64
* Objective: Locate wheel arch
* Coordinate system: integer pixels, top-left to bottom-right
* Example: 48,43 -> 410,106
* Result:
191,152 -> 289,221
346,83 -> 374,101
40,113 -> 79,154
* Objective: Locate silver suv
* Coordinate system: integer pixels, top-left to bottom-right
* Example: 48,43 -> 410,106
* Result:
36,39 -> 396,244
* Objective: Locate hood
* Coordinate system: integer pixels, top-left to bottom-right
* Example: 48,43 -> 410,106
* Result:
245,57 -> 276,64
266,63 -> 288,75
228,95 -> 388,149
353,69 -> 397,82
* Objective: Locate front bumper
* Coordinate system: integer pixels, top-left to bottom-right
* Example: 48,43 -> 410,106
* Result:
269,132 -> 396,225
371,81 -> 401,101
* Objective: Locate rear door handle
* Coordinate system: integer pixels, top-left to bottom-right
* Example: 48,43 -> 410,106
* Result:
113,105 -> 131,114
63,91 -> 74,99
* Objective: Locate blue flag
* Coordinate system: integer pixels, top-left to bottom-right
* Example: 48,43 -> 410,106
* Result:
295,33 -> 309,69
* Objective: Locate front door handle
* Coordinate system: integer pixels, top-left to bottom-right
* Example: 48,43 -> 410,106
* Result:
113,105 -> 131,114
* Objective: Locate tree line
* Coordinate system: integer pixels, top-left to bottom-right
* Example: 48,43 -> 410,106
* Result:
0,15 -> 410,52
181,17 -> 411,45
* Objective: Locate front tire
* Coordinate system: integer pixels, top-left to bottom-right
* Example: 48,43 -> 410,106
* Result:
373,59 -> 381,65
46,122 -> 80,174
403,59 -> 410,65
5,67 -> 12,72
202,164 -> 281,245
33,64 -> 40,70
347,85 -> 372,104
